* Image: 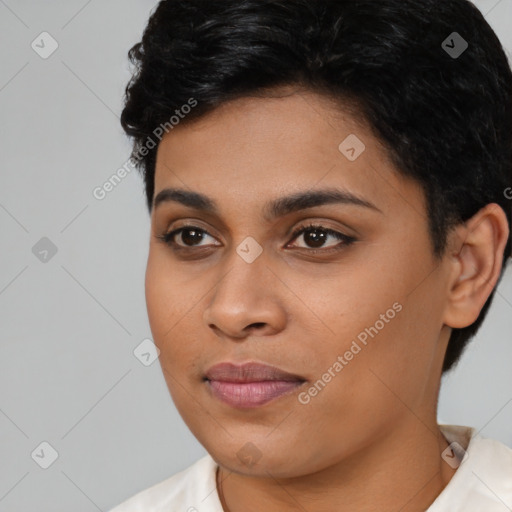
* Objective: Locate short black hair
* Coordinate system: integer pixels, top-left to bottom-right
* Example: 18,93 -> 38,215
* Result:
121,0 -> 512,374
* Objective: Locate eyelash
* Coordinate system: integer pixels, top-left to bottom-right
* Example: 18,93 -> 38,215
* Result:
156,223 -> 356,255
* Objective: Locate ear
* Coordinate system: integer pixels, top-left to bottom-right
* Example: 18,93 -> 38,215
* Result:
442,203 -> 510,329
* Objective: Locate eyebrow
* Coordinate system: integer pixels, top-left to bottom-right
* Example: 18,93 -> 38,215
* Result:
153,187 -> 383,220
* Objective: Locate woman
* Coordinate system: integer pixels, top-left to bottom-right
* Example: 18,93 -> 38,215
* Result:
109,0 -> 512,510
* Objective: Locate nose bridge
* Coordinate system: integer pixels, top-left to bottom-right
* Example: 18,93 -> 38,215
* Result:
203,238 -> 284,335
214,237 -> 270,306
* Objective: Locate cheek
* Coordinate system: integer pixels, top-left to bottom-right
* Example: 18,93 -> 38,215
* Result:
145,253 -> 187,356
144,257 -> 169,341
145,249 -> 194,336
145,251 -> 205,375
332,277 -> 445,417
305,248 -> 441,395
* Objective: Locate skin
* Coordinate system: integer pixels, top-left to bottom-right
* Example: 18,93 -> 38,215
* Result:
145,86 -> 509,512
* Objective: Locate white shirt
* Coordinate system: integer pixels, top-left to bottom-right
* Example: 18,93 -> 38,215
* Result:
108,424 -> 512,511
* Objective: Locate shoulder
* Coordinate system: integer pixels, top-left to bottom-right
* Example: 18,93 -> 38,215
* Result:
429,424 -> 512,511
107,454 -> 224,512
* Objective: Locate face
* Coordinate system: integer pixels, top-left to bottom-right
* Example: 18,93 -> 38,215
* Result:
146,88 -> 453,478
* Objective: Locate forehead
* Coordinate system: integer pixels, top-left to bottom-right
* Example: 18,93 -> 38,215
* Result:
153,91 -> 424,220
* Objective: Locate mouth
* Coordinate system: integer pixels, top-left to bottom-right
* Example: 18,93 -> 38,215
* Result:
204,361 -> 307,408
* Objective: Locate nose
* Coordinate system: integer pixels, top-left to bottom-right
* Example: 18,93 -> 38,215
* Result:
202,251 -> 287,340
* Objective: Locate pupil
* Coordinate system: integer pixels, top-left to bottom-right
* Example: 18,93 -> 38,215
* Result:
305,229 -> 326,248
182,229 -> 203,245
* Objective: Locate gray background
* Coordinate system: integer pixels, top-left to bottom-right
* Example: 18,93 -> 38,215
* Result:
0,1 -> 511,511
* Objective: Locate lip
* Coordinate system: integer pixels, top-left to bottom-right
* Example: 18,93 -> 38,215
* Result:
204,362 -> 306,408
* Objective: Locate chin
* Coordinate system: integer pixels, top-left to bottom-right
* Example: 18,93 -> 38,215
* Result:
206,436 -> 317,479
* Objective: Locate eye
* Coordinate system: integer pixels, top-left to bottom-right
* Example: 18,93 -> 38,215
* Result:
156,225 -> 218,249
287,223 -> 356,252
156,222 -> 356,253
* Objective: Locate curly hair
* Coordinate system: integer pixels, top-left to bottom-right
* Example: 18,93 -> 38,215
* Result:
121,0 -> 512,374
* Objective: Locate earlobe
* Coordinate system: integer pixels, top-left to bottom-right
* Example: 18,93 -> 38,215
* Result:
443,203 -> 509,329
